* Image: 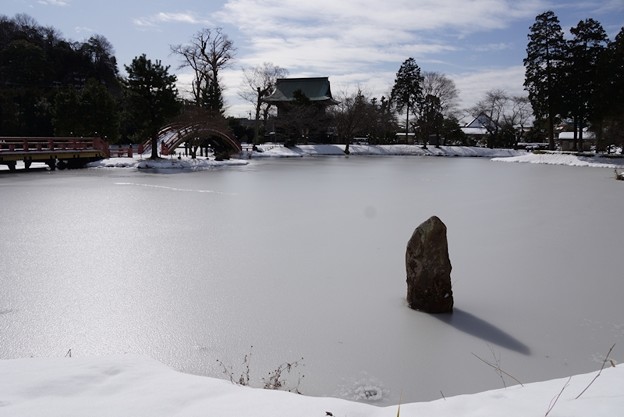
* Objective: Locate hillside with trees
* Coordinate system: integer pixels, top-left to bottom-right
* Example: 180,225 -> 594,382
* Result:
0,14 -> 121,139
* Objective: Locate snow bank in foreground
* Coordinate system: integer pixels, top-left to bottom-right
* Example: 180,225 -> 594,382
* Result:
0,355 -> 621,417
493,153 -> 624,169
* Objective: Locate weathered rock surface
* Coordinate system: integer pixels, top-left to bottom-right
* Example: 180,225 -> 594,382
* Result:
405,215 -> 454,313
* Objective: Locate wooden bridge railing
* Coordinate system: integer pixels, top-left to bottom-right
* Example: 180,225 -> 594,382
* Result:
0,137 -> 110,158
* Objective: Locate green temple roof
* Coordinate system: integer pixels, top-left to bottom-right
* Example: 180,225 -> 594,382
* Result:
263,77 -> 338,104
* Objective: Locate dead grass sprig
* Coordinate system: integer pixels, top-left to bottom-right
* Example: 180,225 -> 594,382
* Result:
472,346 -> 523,388
575,343 -> 616,400
262,358 -> 304,393
545,376 -> 571,416
217,346 -> 305,393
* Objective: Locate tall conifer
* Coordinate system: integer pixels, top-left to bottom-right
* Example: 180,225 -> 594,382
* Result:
524,11 -> 566,150
391,58 -> 424,141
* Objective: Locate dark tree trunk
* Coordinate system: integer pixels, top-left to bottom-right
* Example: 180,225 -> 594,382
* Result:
150,133 -> 158,159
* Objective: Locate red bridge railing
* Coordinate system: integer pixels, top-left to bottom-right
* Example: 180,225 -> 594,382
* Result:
0,137 -> 110,158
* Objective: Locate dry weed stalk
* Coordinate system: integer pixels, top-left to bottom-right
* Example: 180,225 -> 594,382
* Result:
575,343 -> 616,400
545,376 -> 571,416
472,346 -> 523,388
217,346 -> 304,393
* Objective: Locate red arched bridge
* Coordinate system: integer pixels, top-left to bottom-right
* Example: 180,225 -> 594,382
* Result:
141,123 -> 242,157
0,124 -> 242,171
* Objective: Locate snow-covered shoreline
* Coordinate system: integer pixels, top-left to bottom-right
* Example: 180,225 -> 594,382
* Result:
492,152 -> 624,169
248,143 -> 526,158
0,354 -> 621,417
83,144 -> 624,171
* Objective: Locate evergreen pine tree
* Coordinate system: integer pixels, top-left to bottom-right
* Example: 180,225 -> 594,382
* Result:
391,58 -> 424,142
124,54 -> 180,159
524,11 -> 567,150
566,19 -> 608,149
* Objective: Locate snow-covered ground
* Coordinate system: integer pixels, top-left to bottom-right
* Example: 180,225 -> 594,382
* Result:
0,354 -> 621,417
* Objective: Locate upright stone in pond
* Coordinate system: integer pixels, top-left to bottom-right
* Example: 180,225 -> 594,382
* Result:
405,216 -> 454,313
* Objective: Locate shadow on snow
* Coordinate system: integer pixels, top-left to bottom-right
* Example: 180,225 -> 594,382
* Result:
434,307 -> 531,355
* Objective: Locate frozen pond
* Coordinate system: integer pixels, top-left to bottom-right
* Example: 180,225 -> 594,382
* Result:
0,156 -> 622,405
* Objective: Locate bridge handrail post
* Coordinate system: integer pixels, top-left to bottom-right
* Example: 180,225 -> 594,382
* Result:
92,137 -> 110,158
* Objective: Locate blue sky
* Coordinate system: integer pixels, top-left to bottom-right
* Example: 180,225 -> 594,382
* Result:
4,0 -> 623,118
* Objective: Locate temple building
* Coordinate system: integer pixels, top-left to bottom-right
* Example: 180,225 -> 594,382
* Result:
263,77 -> 339,115
262,77 -> 339,144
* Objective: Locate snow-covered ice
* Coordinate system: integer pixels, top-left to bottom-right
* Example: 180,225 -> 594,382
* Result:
3,144 -> 623,416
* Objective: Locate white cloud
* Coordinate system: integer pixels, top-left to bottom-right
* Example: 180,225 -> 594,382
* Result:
472,43 -> 514,52
133,11 -> 213,28
37,0 -> 70,6
74,26 -> 94,35
219,0 -> 545,36
584,0 -> 624,14
213,0 -> 544,108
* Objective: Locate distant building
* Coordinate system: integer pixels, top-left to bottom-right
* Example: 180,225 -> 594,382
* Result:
461,113 -> 496,145
263,77 -> 339,116
558,130 -> 596,151
395,132 -> 416,144
263,77 -> 339,143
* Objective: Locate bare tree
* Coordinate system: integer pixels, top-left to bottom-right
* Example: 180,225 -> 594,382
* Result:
369,95 -> 399,144
422,71 -> 459,118
504,96 -> 533,146
171,28 -> 235,112
469,89 -> 509,148
330,89 -> 375,154
239,62 -> 289,143
469,89 -> 532,148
